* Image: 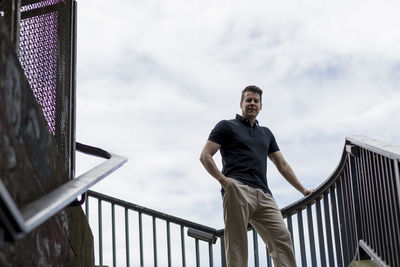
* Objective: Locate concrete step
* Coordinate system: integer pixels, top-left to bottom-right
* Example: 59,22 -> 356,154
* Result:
349,260 -> 380,267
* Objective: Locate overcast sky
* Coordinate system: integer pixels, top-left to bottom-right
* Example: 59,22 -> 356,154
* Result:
75,0 -> 400,233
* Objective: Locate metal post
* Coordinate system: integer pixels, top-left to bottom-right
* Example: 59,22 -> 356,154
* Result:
153,216 -> 158,267
139,212 -> 144,267
98,199 -> 103,265
307,205 -> 317,266
208,242 -> 214,267
125,208 -> 130,267
252,230 -> 259,267
330,187 -> 343,267
316,198 -> 326,267
112,204 -> 116,267
195,238 -> 200,267
297,210 -> 307,267
166,221 -> 171,267
220,236 -> 227,267
70,0 -> 77,180
266,246 -> 272,267
323,192 -> 335,266
287,215 -> 295,254
336,178 -> 348,266
85,195 -> 89,220
181,226 -> 186,267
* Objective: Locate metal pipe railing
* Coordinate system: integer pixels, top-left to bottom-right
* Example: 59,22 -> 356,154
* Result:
86,190 -> 220,267
0,142 -> 126,243
86,135 -> 400,267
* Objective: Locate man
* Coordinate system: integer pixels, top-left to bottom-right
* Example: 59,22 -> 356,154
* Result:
200,85 -> 312,267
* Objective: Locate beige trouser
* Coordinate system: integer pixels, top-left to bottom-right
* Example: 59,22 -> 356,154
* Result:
223,178 -> 297,267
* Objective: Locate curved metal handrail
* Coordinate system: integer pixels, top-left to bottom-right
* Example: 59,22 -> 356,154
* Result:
282,135 -> 400,215
280,145 -> 348,216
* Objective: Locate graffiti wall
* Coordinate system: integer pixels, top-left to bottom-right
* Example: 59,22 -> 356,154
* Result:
0,22 -> 93,266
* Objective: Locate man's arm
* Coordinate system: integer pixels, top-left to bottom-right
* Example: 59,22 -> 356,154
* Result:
268,151 -> 313,196
199,140 -> 229,190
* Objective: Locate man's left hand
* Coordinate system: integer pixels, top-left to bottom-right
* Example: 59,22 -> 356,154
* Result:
302,188 -> 314,196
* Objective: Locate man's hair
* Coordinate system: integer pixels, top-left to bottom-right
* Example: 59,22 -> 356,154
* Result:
241,85 -> 263,103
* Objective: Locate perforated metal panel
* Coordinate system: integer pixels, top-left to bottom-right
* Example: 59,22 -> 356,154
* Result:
19,12 -> 58,133
18,0 -> 74,177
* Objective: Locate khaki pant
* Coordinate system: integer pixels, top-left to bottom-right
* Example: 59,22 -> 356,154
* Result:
223,178 -> 296,267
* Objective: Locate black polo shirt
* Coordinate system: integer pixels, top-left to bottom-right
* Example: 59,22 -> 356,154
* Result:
208,114 -> 279,195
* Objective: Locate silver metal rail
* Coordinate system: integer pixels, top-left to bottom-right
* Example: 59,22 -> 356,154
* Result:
0,142 -> 127,241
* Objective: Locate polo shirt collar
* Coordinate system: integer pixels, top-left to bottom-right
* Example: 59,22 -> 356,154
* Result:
236,114 -> 258,127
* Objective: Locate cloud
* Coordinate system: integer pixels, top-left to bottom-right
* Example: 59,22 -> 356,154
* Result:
76,0 -> 400,239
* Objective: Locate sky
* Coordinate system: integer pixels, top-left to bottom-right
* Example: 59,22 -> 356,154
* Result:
74,0 -> 400,263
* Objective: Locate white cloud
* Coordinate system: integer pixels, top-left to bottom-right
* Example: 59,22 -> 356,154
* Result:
75,1 -> 400,263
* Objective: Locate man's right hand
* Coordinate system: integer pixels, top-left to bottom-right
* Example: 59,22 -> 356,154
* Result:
219,176 -> 230,191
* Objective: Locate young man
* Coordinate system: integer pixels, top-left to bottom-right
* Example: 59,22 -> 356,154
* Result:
200,85 -> 312,267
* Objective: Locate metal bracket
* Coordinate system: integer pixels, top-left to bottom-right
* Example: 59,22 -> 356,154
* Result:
188,228 -> 217,244
346,145 -> 360,157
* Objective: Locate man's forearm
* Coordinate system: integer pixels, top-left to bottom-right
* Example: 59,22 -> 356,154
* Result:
279,163 -> 307,195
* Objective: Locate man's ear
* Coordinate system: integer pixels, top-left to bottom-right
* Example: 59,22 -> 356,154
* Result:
260,103 -> 263,110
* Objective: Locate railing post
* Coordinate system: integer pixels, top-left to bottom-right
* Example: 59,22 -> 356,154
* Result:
98,199 -> 103,265
252,230 -> 259,267
125,208 -> 130,267
346,145 -> 364,254
180,226 -> 186,267
220,236 -> 227,267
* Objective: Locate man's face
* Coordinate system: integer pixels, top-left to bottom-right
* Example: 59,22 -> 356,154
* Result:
240,92 -> 262,120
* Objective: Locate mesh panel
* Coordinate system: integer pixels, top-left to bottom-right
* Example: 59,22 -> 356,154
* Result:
19,0 -> 73,176
19,12 -> 58,134
21,0 -> 65,12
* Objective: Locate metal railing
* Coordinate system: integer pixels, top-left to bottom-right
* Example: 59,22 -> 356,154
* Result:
85,190 -> 221,267
86,135 -> 400,266
0,142 -> 127,242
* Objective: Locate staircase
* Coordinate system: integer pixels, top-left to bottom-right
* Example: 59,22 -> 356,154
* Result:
85,135 -> 400,267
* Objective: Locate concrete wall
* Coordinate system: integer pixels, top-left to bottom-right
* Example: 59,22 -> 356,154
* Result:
0,22 -> 94,267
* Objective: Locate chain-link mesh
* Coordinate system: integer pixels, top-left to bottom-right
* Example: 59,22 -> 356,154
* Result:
19,12 -> 58,134
21,0 -> 65,12
18,0 -> 72,176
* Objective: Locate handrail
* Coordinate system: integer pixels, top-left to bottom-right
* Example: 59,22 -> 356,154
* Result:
0,143 -> 127,241
87,190 -> 218,236
280,147 -> 347,216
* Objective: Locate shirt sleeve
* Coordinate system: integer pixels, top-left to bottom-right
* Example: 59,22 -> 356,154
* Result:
267,128 -> 280,154
208,120 -> 229,146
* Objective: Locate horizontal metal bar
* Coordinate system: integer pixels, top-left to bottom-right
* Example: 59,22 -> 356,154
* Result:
76,142 -> 111,159
20,145 -> 127,233
188,228 -> 217,244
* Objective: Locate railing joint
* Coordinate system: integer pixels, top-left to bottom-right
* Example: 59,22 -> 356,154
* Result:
346,144 -> 360,157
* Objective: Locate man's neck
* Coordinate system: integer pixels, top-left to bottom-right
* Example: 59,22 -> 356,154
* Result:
241,114 -> 257,127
